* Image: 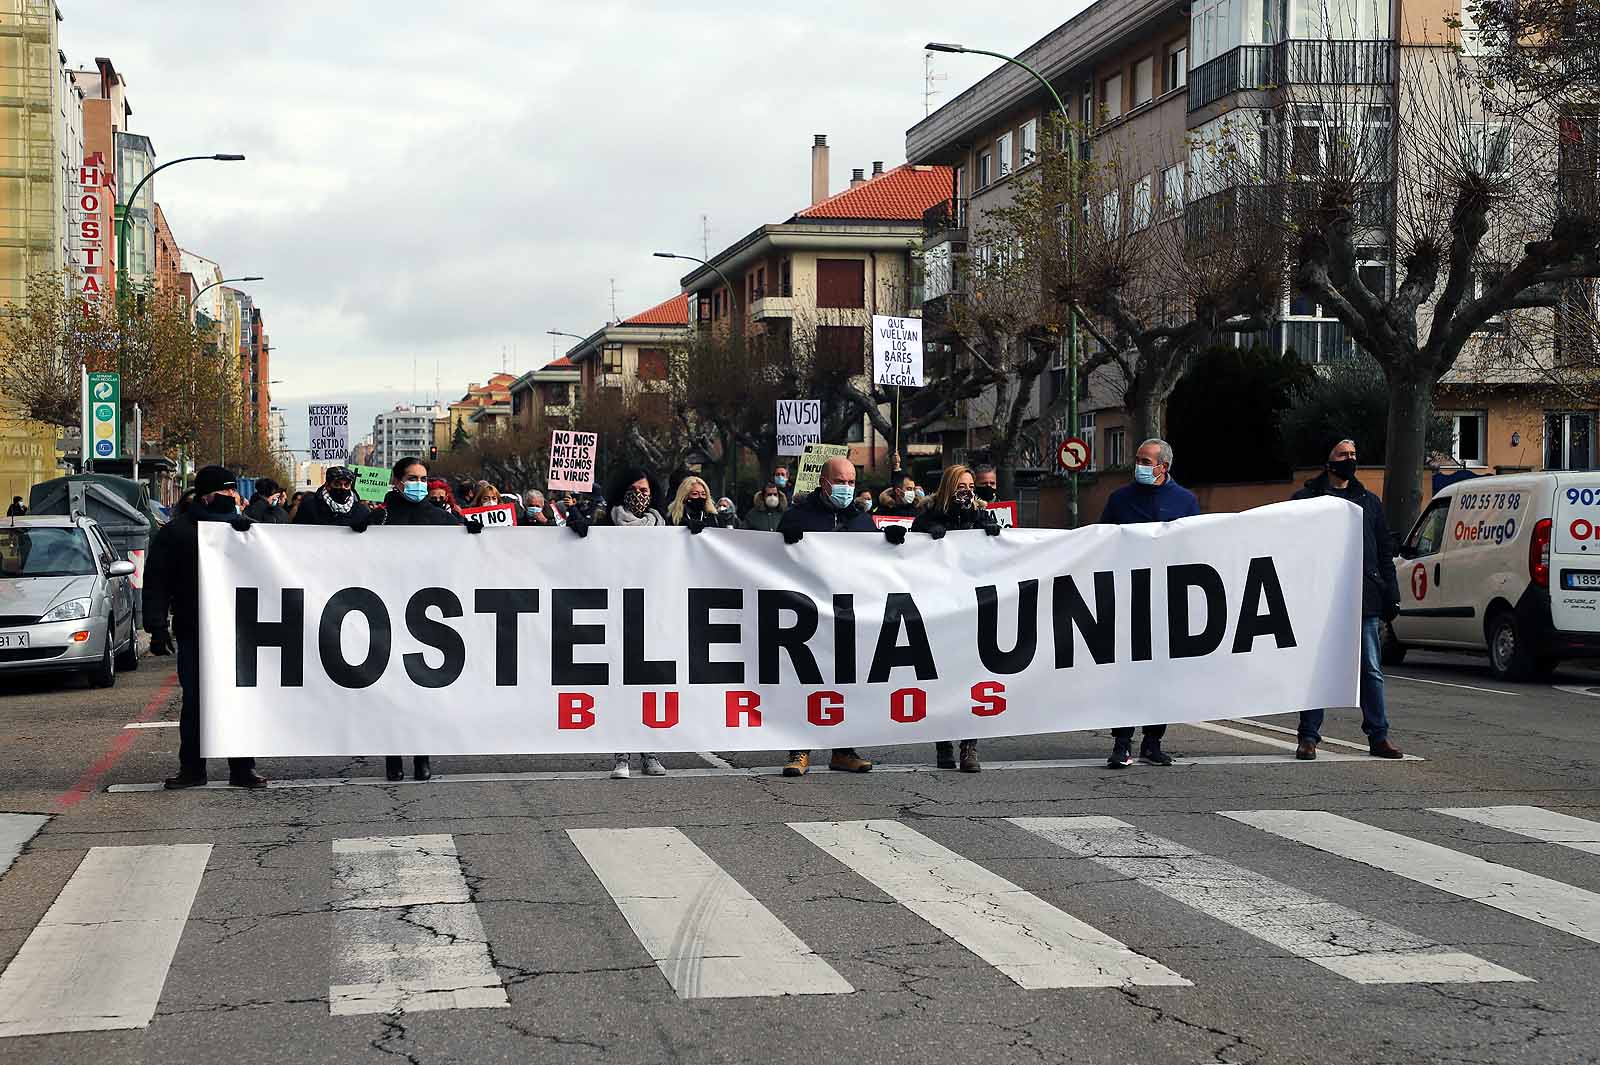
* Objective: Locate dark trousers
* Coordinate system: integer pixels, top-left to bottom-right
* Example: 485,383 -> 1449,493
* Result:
176,638 -> 255,778
1111,724 -> 1167,742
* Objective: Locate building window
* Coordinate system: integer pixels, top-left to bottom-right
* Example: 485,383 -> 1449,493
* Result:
1133,57 -> 1155,107
1105,427 -> 1128,467
816,324 -> 866,376
1462,122 -> 1512,177
1132,175 -> 1153,229
1162,165 -> 1186,215
1078,412 -> 1097,470
1167,39 -> 1189,91
977,150 -> 993,188
601,344 -> 623,376
1101,74 -> 1123,122
1100,189 -> 1121,237
1440,410 -> 1488,467
780,258 -> 793,297
998,131 -> 1014,177
1547,412 -> 1595,470
1020,118 -> 1038,165
816,258 -> 866,309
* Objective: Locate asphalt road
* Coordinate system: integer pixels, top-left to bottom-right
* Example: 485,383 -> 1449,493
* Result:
1,648 -> 1598,1065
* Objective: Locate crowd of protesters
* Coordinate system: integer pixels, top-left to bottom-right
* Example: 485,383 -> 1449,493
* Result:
141,436 -> 1399,790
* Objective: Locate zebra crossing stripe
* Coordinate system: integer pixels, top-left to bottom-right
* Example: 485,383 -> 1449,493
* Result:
0,844 -> 211,1036
1431,806 -> 1600,856
567,827 -> 852,999
329,835 -> 507,1016
790,819 -> 1189,990
1223,810 -> 1600,944
0,813 -> 47,879
1010,816 -> 1528,985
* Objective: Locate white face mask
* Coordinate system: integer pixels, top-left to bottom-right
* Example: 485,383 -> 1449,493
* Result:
765,494 -> 780,508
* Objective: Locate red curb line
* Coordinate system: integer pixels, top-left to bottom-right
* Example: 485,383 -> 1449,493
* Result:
54,670 -> 178,810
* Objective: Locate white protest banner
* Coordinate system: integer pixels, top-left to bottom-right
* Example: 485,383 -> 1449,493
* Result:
461,503 -> 518,528
792,443 -> 851,495
775,399 -> 821,455
548,430 -> 598,492
197,498 -> 1361,757
872,314 -> 923,387
308,404 -> 349,462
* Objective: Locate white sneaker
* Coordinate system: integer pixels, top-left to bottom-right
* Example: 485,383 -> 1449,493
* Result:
610,755 -> 630,779
641,754 -> 667,777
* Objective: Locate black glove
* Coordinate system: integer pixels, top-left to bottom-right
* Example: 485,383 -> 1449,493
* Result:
567,509 -> 590,538
229,515 -> 251,532
147,629 -> 173,656
688,519 -> 704,535
466,519 -> 484,534
985,523 -> 1002,537
1382,601 -> 1401,622
349,518 -> 369,533
782,528 -> 804,545
884,524 -> 907,546
927,523 -> 947,541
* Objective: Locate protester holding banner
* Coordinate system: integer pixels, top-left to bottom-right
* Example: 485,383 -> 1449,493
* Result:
145,465 -> 268,790
293,466 -> 373,528
668,476 -> 730,531
606,466 -> 665,529
777,455 -> 875,777
743,482 -> 787,531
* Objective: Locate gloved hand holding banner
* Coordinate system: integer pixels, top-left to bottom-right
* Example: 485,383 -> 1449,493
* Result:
198,498 -> 1361,757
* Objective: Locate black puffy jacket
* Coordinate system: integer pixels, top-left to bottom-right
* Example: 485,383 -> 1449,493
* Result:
375,491 -> 464,526
910,502 -> 998,535
293,489 -> 372,528
1293,471 -> 1400,618
777,490 -> 876,534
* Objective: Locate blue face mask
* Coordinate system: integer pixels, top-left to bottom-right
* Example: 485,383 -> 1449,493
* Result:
828,483 -> 855,509
402,480 -> 428,502
774,475 -> 787,488
1133,464 -> 1158,486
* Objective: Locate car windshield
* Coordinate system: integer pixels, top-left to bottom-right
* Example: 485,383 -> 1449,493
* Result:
0,528 -> 97,578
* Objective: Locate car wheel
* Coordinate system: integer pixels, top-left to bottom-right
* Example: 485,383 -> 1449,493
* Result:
115,626 -> 139,672
1486,611 -> 1536,682
1379,622 -> 1408,666
86,626 -> 116,689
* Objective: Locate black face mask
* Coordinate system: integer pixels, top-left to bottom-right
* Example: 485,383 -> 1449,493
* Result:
687,497 -> 706,514
430,497 -> 449,509
1328,457 -> 1358,481
974,484 -> 997,503
327,486 -> 352,503
203,495 -> 237,515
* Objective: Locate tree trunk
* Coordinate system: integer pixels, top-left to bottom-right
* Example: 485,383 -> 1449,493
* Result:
1382,372 -> 1432,536
1129,387 -> 1164,454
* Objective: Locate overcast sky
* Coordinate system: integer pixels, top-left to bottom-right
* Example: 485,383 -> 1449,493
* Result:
66,1 -> 1081,451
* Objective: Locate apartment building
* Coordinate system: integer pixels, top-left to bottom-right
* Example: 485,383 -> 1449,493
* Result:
565,294 -> 689,416
509,356 -> 580,434
447,372 -> 516,443
373,404 -> 445,470
908,0 -> 1593,477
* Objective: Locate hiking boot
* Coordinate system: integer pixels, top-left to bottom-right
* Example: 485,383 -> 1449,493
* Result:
935,741 -> 957,770
641,754 -> 668,776
610,754 -> 630,779
829,748 -> 873,773
1368,738 -> 1404,759
1139,740 -> 1174,767
782,751 -> 810,777
958,740 -> 981,773
1107,738 -> 1134,769
1296,740 -> 1318,760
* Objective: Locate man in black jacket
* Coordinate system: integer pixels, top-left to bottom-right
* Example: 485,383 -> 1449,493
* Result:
1291,439 -> 1403,760
144,465 -> 268,789
293,466 -> 372,527
244,478 -> 289,523
776,456 -> 874,776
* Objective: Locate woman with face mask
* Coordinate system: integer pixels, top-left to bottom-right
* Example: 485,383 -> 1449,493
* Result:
902,464 -> 1000,773
667,476 -> 729,531
426,478 -> 460,517
743,482 -> 788,531
597,466 -> 668,779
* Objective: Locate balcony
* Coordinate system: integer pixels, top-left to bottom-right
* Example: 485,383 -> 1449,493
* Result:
922,197 -> 968,240
1188,39 -> 1394,111
750,292 -> 798,320
1277,319 -> 1362,363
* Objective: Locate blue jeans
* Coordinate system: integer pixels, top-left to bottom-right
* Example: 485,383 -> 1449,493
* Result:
1298,616 -> 1389,745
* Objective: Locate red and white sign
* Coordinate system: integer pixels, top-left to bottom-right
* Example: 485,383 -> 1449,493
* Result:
75,154 -> 108,313
987,501 -> 1019,528
872,514 -> 916,529
461,503 -> 518,528
1057,437 -> 1091,473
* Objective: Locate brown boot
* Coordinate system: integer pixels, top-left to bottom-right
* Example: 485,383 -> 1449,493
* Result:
958,740 -> 981,773
782,751 -> 810,777
1296,740 -> 1317,760
1368,738 -> 1404,759
829,748 -> 873,773
935,741 -> 957,769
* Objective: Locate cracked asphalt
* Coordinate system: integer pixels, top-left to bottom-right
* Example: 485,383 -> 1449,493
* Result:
1,650 -> 1598,1065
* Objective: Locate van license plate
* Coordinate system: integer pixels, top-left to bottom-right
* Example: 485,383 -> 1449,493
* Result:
1562,570 -> 1600,590
0,631 -> 28,649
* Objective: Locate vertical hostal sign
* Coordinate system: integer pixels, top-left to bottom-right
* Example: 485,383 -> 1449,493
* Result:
76,155 -> 107,312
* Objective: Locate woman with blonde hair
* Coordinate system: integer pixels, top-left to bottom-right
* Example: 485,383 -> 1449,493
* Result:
468,481 -> 501,508
667,475 -> 730,531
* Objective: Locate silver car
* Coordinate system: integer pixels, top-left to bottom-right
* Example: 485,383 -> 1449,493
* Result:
0,515 -> 138,687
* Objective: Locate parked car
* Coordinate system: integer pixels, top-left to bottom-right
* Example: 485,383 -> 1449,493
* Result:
0,514 -> 138,688
1387,471 -> 1600,680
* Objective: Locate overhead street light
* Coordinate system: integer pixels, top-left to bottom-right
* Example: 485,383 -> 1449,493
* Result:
653,250 -> 739,323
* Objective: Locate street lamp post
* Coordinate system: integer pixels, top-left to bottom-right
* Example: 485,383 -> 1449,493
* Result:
182,274 -> 261,492
926,43 -> 1082,528
653,251 -> 739,327
115,154 -> 245,289
189,275 -> 263,319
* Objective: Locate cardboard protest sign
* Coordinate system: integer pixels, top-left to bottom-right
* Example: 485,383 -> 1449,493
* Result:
548,430 -> 598,492
308,404 -> 349,462
872,314 -> 923,387
988,501 -> 1019,528
349,465 -> 391,502
792,443 -> 851,496
461,503 -> 518,528
775,400 -> 822,454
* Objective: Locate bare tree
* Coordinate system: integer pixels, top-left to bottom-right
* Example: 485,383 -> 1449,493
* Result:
1457,0 -> 1600,110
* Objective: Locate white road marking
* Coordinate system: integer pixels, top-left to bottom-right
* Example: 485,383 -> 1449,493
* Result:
1223,719 -> 1370,752
791,819 -> 1189,990
1223,810 -> 1600,944
1553,685 -> 1600,699
567,826 -> 851,999
1432,806 -> 1600,856
329,834 -> 507,1016
1388,673 -> 1519,696
105,752 -> 1404,793
695,751 -> 735,770
0,813 -> 47,878
0,843 -> 211,1036
1188,721 -> 1422,760
122,721 -> 177,729
1010,816 -> 1526,985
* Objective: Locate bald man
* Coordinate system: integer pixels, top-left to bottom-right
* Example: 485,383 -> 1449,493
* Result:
775,455 -> 875,776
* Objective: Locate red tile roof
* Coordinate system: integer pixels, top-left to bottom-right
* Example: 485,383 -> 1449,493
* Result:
622,293 -> 689,326
540,356 -> 575,369
793,164 -> 953,222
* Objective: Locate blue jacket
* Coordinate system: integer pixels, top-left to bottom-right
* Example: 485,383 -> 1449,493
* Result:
777,489 -> 876,533
1100,479 -> 1201,525
1293,471 -> 1399,618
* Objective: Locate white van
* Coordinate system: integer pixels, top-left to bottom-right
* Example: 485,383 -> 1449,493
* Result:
1386,471 -> 1600,679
